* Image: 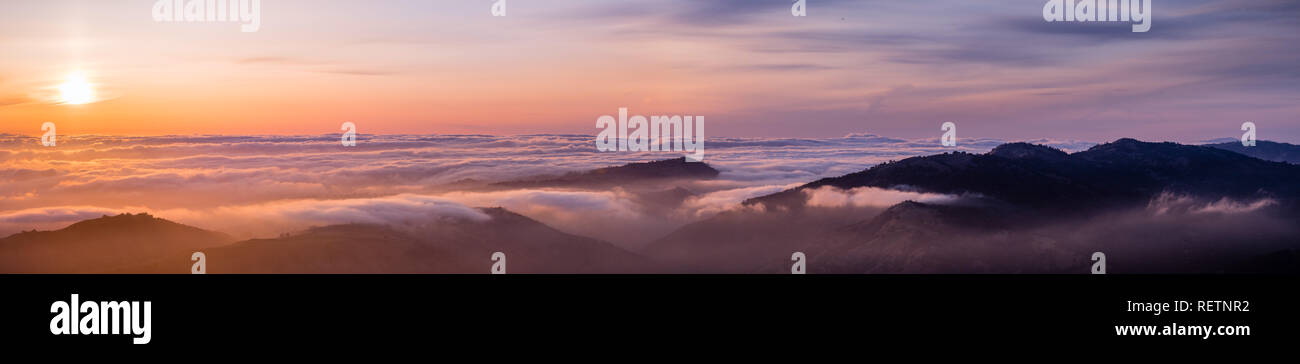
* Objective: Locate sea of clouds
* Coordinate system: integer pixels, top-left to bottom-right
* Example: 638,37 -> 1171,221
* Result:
0,133 -> 1095,248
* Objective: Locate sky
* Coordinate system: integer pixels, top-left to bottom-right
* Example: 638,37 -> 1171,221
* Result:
0,0 -> 1298,141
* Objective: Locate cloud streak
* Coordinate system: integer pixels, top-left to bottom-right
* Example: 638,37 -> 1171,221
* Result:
803,186 -> 963,208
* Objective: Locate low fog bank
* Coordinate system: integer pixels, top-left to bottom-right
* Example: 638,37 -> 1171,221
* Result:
646,191 -> 1300,274
1,133 -> 1085,242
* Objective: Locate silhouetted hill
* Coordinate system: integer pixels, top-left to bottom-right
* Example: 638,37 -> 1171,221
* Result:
810,200 -> 1091,273
652,139 -> 1300,273
645,205 -> 893,273
1205,140 -> 1300,164
987,142 -> 1068,161
493,157 -> 719,189
0,213 -> 234,273
747,138 -> 1300,213
429,207 -> 657,273
134,207 -> 656,274
167,223 -> 475,274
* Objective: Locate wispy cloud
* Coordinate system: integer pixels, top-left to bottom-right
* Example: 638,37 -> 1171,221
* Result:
803,185 -> 963,208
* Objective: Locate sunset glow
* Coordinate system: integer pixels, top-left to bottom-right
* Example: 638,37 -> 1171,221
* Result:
57,73 -> 94,105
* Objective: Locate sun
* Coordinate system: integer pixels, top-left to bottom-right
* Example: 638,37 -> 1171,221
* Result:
58,73 -> 95,105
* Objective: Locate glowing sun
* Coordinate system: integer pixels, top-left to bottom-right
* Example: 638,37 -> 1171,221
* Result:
58,73 -> 95,105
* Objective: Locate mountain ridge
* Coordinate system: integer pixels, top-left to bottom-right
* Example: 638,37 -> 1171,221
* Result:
491,157 -> 719,189
746,138 -> 1300,213
0,213 -> 234,273
1204,140 -> 1300,164
651,138 -> 1300,273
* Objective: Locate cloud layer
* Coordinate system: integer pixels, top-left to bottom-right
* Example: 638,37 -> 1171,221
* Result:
0,133 -> 1093,245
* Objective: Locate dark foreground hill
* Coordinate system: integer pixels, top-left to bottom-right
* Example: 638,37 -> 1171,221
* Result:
649,139 -> 1300,273
127,208 -> 655,274
0,213 -> 234,273
1205,140 -> 1300,164
1,209 -> 654,274
492,157 -> 719,189
746,139 -> 1300,214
